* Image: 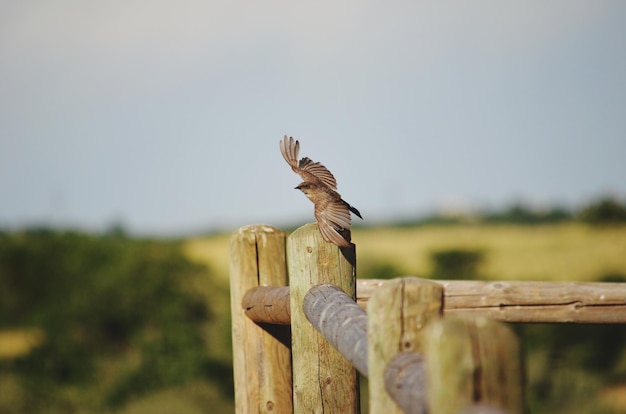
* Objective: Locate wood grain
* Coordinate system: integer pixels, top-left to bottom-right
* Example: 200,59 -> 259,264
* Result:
229,225 -> 292,413
367,277 -> 443,414
288,223 -> 359,414
423,316 -> 523,414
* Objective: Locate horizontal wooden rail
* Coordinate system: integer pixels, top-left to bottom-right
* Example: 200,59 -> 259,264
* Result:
438,280 -> 626,323
383,352 -> 427,414
243,279 -> 626,324
243,286 -> 291,324
303,284 -> 368,376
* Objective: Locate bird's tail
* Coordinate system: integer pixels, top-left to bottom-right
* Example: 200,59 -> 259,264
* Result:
348,204 -> 363,219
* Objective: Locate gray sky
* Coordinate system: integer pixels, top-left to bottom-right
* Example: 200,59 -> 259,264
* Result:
1,1 -> 625,235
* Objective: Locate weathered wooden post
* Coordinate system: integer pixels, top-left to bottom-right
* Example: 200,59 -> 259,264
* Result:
367,277 -> 443,414
423,316 -> 523,414
230,225 -> 293,413
288,223 -> 359,413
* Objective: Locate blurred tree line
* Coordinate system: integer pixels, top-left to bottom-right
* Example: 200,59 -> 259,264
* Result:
0,229 -> 233,412
387,196 -> 626,226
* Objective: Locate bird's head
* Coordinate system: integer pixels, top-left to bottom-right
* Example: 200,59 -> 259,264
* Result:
295,182 -> 316,196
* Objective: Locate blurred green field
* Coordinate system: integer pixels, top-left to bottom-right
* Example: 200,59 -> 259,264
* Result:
2,222 -> 625,413
184,222 -> 626,282
183,233 -> 231,282
353,223 -> 626,281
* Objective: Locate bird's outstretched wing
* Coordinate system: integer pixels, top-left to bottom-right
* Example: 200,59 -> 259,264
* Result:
314,199 -> 353,247
280,135 -> 337,189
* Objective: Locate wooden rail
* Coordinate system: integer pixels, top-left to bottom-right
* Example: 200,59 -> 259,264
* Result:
244,279 -> 626,324
303,284 -> 368,376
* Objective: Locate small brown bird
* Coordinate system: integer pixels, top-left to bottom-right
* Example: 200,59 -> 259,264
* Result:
280,135 -> 362,247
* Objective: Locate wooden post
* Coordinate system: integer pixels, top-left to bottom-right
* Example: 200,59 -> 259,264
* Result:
423,316 -> 523,414
288,223 -> 359,413
367,277 -> 443,414
230,225 -> 293,413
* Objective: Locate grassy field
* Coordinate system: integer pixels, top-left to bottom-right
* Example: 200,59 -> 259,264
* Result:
183,233 -> 231,282
353,222 -> 626,281
184,222 -> 626,282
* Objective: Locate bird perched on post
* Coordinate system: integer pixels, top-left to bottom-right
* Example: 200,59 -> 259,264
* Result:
280,135 -> 362,247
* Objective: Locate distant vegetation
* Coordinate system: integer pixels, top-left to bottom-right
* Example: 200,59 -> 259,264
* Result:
1,196 -> 625,413
429,248 -> 485,280
0,230 -> 233,413
387,196 -> 626,227
579,197 -> 626,224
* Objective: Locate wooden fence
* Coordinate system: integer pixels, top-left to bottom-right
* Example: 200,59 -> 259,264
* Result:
229,224 -> 626,414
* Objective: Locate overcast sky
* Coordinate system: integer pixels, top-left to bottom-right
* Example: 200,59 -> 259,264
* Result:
1,1 -> 625,236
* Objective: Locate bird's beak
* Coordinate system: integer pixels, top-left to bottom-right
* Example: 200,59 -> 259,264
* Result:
294,186 -> 300,190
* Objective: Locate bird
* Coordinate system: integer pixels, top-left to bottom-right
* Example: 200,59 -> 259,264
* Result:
280,135 -> 362,247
